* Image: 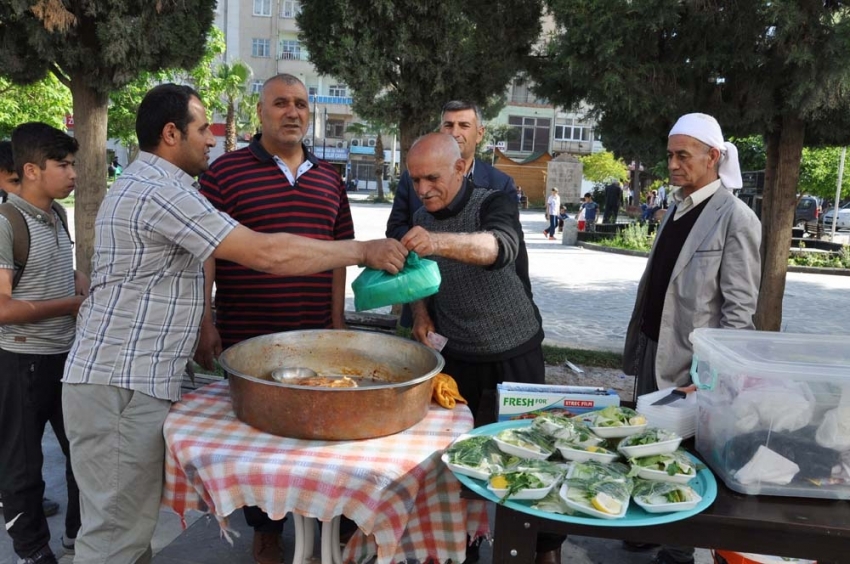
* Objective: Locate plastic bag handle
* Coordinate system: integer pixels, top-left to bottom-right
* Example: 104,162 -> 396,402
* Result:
690,355 -> 718,391
406,251 -> 421,268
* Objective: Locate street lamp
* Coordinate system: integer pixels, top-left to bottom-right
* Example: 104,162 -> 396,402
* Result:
322,107 -> 328,160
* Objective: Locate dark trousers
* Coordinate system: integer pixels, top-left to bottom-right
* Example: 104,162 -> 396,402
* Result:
603,203 -> 619,224
0,349 -> 81,558
443,343 -> 564,553
243,505 -> 285,534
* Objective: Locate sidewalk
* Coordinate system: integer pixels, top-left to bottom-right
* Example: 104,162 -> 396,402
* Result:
6,199 -> 849,564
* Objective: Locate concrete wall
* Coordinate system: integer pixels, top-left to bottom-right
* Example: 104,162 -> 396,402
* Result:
547,158 -> 583,205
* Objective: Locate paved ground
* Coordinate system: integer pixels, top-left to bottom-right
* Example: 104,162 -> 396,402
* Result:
5,193 -> 849,564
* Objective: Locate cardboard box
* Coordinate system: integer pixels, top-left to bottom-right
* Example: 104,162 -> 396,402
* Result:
497,382 -> 620,421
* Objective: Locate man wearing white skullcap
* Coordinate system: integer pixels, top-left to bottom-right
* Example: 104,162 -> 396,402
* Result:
622,112 -> 761,564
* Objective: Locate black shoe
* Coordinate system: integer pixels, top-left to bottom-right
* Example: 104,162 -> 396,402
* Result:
16,544 -> 58,564
650,550 -> 694,564
623,540 -> 659,552
42,497 -> 60,517
462,537 -> 481,564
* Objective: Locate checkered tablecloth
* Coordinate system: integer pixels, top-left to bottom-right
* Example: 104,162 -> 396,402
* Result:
161,380 -> 490,564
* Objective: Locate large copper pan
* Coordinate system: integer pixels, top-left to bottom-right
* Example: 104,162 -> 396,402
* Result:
219,330 -> 445,440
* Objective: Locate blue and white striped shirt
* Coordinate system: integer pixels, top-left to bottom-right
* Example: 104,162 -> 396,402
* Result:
63,152 -> 238,401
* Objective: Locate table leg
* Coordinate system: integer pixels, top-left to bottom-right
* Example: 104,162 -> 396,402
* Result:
293,514 -> 317,564
321,515 -> 342,564
492,504 -> 539,564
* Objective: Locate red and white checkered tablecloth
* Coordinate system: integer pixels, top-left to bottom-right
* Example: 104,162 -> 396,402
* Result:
161,380 -> 490,564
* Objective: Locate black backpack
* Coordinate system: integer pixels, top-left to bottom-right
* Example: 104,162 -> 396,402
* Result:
0,199 -> 71,290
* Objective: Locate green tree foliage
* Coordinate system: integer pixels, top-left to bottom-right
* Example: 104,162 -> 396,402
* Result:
798,147 -> 850,202
578,151 -> 628,185
532,0 -> 850,331
297,0 -> 543,169
0,74 -> 72,137
0,0 -> 217,274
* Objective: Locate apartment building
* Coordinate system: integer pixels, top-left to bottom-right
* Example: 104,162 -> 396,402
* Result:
212,2 -> 599,176
213,0 -> 384,178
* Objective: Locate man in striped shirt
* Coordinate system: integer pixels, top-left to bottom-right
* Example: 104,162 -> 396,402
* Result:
62,84 -> 406,564
0,123 -> 87,564
197,73 -> 357,563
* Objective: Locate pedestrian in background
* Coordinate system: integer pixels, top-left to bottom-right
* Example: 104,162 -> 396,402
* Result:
602,180 -> 622,223
543,187 -> 560,240
579,192 -> 598,232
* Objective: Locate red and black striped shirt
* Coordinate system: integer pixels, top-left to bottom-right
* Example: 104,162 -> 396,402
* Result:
199,136 -> 355,347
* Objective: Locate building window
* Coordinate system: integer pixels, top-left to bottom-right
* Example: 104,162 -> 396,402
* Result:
253,0 -> 271,16
252,38 -> 270,58
308,85 -> 318,96
328,84 -> 347,97
251,80 -> 264,94
507,116 -> 551,153
326,119 -> 345,138
279,40 -> 302,60
555,121 -> 593,142
281,0 -> 301,18
509,79 -> 547,105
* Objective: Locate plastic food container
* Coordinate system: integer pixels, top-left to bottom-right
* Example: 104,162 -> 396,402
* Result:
588,423 -> 647,439
690,328 -> 850,499
488,480 -> 557,501
556,444 -> 620,464
635,467 -> 695,485
493,436 -> 552,460
618,436 -> 682,459
633,490 -> 702,513
558,483 -> 629,519
441,453 -> 490,481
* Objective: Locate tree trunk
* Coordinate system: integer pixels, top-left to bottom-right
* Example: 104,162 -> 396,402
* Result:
398,115 -> 429,174
754,115 -> 805,331
375,133 -> 385,200
70,76 -> 109,277
225,99 -> 236,153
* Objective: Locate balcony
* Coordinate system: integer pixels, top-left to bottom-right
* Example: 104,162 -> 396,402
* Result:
309,95 -> 353,106
552,139 -> 594,155
278,51 -> 309,61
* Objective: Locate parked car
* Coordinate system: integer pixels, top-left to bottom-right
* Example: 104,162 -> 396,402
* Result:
821,201 -> 850,230
794,195 -> 821,228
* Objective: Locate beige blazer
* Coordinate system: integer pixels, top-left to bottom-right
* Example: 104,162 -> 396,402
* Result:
623,185 -> 761,389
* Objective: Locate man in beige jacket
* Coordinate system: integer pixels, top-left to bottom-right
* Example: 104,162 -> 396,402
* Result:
622,113 -> 762,563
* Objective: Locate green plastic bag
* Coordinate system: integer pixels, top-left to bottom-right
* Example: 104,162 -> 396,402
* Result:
352,252 -> 441,312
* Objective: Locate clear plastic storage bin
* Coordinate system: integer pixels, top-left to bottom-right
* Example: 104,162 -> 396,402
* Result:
690,328 -> 850,499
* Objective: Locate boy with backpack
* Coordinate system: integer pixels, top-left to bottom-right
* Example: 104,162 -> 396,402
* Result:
0,123 -> 86,564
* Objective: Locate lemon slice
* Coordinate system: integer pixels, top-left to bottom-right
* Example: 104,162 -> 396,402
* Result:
586,445 -> 601,453
591,492 -> 623,515
490,475 -> 509,489
629,415 -> 647,426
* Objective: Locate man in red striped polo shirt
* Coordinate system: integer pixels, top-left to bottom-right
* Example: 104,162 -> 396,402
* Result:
197,73 -> 354,564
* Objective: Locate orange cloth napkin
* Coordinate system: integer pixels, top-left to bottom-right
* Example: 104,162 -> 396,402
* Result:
431,373 -> 467,409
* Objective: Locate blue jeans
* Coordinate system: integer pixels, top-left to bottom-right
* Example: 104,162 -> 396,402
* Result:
546,215 -> 558,237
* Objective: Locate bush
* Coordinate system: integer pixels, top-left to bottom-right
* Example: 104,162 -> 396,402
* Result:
598,222 -> 654,252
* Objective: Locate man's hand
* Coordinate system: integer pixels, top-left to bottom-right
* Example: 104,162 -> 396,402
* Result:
69,294 -> 85,317
74,270 -> 90,297
411,302 -> 435,346
361,239 -> 408,274
401,226 -> 440,257
194,318 -> 222,371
